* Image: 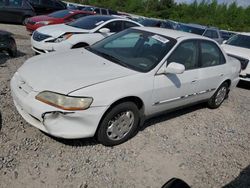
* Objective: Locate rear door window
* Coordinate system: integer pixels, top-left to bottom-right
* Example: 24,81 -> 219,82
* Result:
200,41 -> 225,67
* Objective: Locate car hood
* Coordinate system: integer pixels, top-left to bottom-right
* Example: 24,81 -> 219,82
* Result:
222,44 -> 250,60
37,24 -> 89,38
17,49 -> 137,94
29,15 -> 59,22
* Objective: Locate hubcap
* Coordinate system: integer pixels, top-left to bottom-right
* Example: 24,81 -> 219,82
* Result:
215,86 -> 227,106
106,111 -> 135,141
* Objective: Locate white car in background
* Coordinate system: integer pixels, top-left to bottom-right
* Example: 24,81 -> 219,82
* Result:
31,15 -> 142,54
12,28 -> 240,146
222,33 -> 250,82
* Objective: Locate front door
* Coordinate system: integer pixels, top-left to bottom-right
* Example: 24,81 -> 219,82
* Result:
151,40 -> 201,114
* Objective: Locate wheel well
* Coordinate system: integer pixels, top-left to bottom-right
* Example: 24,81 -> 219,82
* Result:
108,97 -> 144,111
224,79 -> 231,87
71,42 -> 89,49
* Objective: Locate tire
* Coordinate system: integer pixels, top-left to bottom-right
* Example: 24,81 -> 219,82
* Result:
207,82 -> 229,109
8,38 -> 17,57
97,102 -> 140,146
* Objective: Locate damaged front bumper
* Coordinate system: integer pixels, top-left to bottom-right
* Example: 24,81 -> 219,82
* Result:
10,73 -> 108,139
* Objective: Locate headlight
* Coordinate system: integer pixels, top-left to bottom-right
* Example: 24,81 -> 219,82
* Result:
36,21 -> 52,25
54,33 -> 73,43
35,91 -> 93,111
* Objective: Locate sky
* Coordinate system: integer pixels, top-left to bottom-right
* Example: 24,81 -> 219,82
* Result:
175,0 -> 250,7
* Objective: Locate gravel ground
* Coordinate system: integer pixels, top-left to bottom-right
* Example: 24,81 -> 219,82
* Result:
0,23 -> 249,188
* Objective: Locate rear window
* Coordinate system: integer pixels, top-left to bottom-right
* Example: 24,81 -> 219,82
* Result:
48,10 -> 72,18
68,16 -> 112,30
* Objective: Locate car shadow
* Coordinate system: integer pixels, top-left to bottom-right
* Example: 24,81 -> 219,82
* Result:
223,165 -> 250,188
48,102 -> 206,147
140,103 -> 206,131
237,81 -> 249,90
0,51 -> 26,65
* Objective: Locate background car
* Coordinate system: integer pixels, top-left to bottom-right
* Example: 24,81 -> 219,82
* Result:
27,0 -> 66,15
177,23 -> 224,44
26,9 -> 94,32
0,0 -> 36,24
220,30 -> 236,41
222,33 -> 250,82
0,30 -> 17,57
31,15 -> 143,54
12,28 -> 240,146
81,6 -> 118,15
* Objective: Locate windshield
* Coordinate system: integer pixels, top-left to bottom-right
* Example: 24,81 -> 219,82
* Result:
48,10 -> 72,18
68,16 -> 111,30
88,29 -> 176,72
178,24 -> 205,35
226,34 -> 250,49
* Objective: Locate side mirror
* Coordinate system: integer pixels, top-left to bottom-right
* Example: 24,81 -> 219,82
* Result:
165,62 -> 185,74
99,28 -> 110,34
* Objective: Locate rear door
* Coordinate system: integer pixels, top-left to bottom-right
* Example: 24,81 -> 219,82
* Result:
196,40 -> 228,100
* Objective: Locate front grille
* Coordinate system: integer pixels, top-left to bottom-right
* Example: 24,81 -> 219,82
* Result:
228,54 -> 249,70
33,31 -> 51,42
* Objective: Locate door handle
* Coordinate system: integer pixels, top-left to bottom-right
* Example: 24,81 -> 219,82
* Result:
191,80 -> 197,83
220,74 -> 224,77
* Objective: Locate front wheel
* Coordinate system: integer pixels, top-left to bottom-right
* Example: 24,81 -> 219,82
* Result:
207,82 -> 229,109
97,102 -> 140,146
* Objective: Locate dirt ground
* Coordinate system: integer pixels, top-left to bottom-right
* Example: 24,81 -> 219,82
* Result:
0,23 -> 249,188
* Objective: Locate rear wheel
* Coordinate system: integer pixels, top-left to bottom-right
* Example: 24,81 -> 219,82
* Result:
207,82 -> 229,109
97,102 -> 140,146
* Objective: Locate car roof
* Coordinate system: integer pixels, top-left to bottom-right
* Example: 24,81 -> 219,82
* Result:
134,27 -> 210,40
238,32 -> 250,36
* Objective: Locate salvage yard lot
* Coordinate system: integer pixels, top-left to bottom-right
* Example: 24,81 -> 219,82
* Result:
0,24 -> 250,188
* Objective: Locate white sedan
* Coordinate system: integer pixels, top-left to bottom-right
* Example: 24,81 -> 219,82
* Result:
222,33 -> 250,82
31,15 -> 142,54
11,27 -> 240,146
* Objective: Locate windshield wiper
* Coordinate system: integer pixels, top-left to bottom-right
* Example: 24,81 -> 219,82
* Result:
87,48 -> 129,68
